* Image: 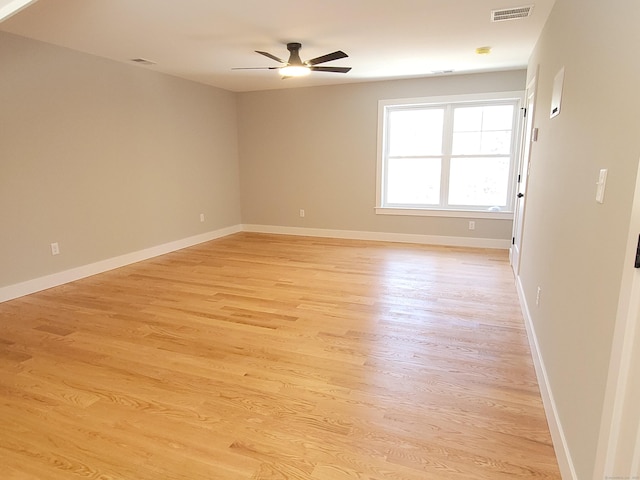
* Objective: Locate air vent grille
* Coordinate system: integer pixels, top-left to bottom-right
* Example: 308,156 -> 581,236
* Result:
491,5 -> 534,22
130,58 -> 156,66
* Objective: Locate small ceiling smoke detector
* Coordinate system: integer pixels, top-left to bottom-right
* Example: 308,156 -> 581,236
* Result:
491,5 -> 534,22
130,58 -> 156,66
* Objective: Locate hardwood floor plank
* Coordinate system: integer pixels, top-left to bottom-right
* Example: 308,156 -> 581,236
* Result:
0,233 -> 560,479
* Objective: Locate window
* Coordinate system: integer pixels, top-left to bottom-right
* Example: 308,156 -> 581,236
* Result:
376,92 -> 523,218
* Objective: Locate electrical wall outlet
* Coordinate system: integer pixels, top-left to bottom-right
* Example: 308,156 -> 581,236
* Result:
536,286 -> 542,306
468,221 -> 475,230
200,213 -> 205,222
50,242 -> 60,256
299,209 -> 305,218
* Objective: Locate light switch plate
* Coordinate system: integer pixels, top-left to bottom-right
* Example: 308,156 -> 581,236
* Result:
596,169 -> 608,204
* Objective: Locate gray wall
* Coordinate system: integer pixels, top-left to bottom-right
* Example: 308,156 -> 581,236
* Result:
237,71 -> 525,239
520,0 -> 640,477
0,32 -> 242,287
1,33 -> 526,292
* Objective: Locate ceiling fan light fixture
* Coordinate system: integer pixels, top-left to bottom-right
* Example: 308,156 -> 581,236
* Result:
235,42 -> 350,77
279,65 -> 311,77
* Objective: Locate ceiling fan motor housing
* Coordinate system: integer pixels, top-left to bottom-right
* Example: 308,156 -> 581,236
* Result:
286,42 -> 304,66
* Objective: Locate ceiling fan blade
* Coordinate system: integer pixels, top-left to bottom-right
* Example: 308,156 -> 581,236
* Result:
255,50 -> 285,63
310,66 -> 352,73
232,67 -> 280,70
306,50 -> 348,66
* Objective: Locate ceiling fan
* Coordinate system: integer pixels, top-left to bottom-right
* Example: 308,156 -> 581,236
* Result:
233,42 -> 352,77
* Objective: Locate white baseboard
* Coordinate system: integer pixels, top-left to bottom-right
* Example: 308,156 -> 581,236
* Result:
242,224 -> 511,249
1,224 -> 508,304
515,277 -> 577,480
0,225 -> 242,303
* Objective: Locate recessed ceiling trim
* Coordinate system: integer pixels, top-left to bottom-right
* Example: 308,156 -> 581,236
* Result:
491,5 -> 534,22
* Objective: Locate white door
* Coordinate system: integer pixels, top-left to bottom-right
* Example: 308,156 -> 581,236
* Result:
511,76 -> 537,275
595,157 -> 640,479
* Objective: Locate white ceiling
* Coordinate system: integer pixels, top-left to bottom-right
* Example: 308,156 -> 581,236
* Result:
0,0 -> 556,92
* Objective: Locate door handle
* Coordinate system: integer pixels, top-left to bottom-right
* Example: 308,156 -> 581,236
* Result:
517,193 -> 524,198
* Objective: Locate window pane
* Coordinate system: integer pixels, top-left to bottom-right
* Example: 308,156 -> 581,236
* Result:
452,132 -> 482,154
482,105 -> 514,130
452,107 -> 482,132
448,157 -> 510,206
480,131 -> 512,154
388,108 -> 444,156
453,131 -> 511,155
454,105 -> 514,131
386,157 -> 441,204
452,105 -> 514,155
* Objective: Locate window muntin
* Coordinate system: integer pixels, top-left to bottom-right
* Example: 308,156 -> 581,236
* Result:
378,93 -> 522,215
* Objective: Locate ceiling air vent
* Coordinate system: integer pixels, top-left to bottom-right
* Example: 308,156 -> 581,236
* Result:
130,58 -> 156,66
491,5 -> 534,22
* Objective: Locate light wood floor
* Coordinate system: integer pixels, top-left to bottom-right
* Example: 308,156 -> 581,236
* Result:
0,233 -> 560,479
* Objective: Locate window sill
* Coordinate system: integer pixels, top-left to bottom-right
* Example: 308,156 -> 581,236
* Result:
375,207 -> 514,220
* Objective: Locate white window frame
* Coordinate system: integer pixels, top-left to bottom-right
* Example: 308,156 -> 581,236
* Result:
376,91 -> 525,219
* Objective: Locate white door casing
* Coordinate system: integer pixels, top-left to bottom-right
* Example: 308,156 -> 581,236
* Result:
511,74 -> 537,275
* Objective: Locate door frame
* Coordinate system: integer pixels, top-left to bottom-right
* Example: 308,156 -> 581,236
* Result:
511,72 -> 538,275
